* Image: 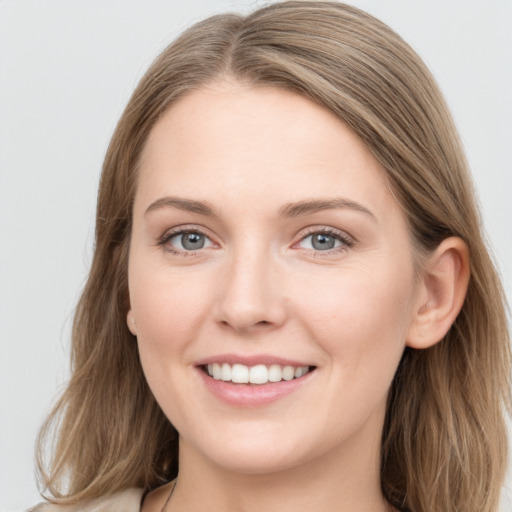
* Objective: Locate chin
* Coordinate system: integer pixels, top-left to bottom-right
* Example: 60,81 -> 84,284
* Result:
179,422 -> 315,475
203,446 -> 308,475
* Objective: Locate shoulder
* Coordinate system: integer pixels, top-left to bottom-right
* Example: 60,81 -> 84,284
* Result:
29,488 -> 144,512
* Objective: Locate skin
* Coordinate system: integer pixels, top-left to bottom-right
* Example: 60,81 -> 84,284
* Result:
128,80 -> 469,512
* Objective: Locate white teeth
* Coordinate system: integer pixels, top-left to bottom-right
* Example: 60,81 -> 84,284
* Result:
282,366 -> 295,381
249,364 -> 268,384
232,363 -> 249,383
221,363 -> 231,381
212,363 -> 222,380
268,364 -> 282,382
206,363 -> 310,384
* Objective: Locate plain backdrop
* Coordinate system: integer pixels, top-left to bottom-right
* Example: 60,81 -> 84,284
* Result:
1,1 -> 511,510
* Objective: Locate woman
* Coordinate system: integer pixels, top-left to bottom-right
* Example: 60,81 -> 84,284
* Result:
32,2 -> 511,511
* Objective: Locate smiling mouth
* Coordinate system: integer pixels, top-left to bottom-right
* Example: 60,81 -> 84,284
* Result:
202,363 -> 314,385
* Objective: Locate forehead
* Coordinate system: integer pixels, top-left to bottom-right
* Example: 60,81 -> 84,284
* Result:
136,81 -> 398,221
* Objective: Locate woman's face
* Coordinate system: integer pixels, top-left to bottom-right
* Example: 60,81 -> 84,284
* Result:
128,81 -> 424,474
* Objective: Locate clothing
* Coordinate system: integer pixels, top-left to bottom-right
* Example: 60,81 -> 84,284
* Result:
30,488 -> 144,512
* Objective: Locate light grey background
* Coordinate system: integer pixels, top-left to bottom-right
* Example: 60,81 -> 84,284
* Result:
1,1 -> 511,510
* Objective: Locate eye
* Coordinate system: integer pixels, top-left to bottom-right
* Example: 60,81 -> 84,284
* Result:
297,229 -> 353,252
167,231 -> 214,252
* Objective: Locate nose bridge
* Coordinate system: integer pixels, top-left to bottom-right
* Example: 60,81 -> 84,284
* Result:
215,236 -> 285,332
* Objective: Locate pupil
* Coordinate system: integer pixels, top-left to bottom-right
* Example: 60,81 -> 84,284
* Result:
182,232 -> 204,250
312,234 -> 335,250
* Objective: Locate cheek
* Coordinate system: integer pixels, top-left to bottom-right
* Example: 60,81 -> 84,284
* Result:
295,263 -> 414,373
130,267 -> 212,415
128,260 -> 217,400
130,263 -> 211,341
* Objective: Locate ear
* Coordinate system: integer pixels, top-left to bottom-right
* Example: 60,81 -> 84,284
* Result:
407,237 -> 470,349
127,309 -> 138,336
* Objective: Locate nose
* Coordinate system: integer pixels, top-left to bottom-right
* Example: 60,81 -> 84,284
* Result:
213,246 -> 287,334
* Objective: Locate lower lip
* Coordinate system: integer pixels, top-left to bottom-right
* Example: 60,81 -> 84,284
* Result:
197,368 -> 315,407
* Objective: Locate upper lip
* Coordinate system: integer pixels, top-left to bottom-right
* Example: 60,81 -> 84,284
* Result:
194,354 -> 314,367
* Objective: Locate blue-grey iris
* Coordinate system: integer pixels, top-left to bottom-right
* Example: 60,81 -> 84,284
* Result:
182,232 -> 205,250
312,233 -> 335,250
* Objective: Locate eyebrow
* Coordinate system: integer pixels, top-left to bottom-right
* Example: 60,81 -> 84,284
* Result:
145,196 -> 219,217
144,196 -> 376,220
278,198 -> 376,219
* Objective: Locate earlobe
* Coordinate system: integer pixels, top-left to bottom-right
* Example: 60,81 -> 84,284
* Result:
407,237 -> 470,349
127,310 -> 137,336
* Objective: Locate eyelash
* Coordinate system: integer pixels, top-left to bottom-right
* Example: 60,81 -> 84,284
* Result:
157,226 -> 355,257
157,226 -> 211,257
297,227 -> 355,256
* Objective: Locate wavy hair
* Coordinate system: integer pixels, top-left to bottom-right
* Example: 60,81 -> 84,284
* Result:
36,2 -> 511,511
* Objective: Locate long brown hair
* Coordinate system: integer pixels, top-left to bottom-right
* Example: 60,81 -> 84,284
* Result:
36,2 -> 511,510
